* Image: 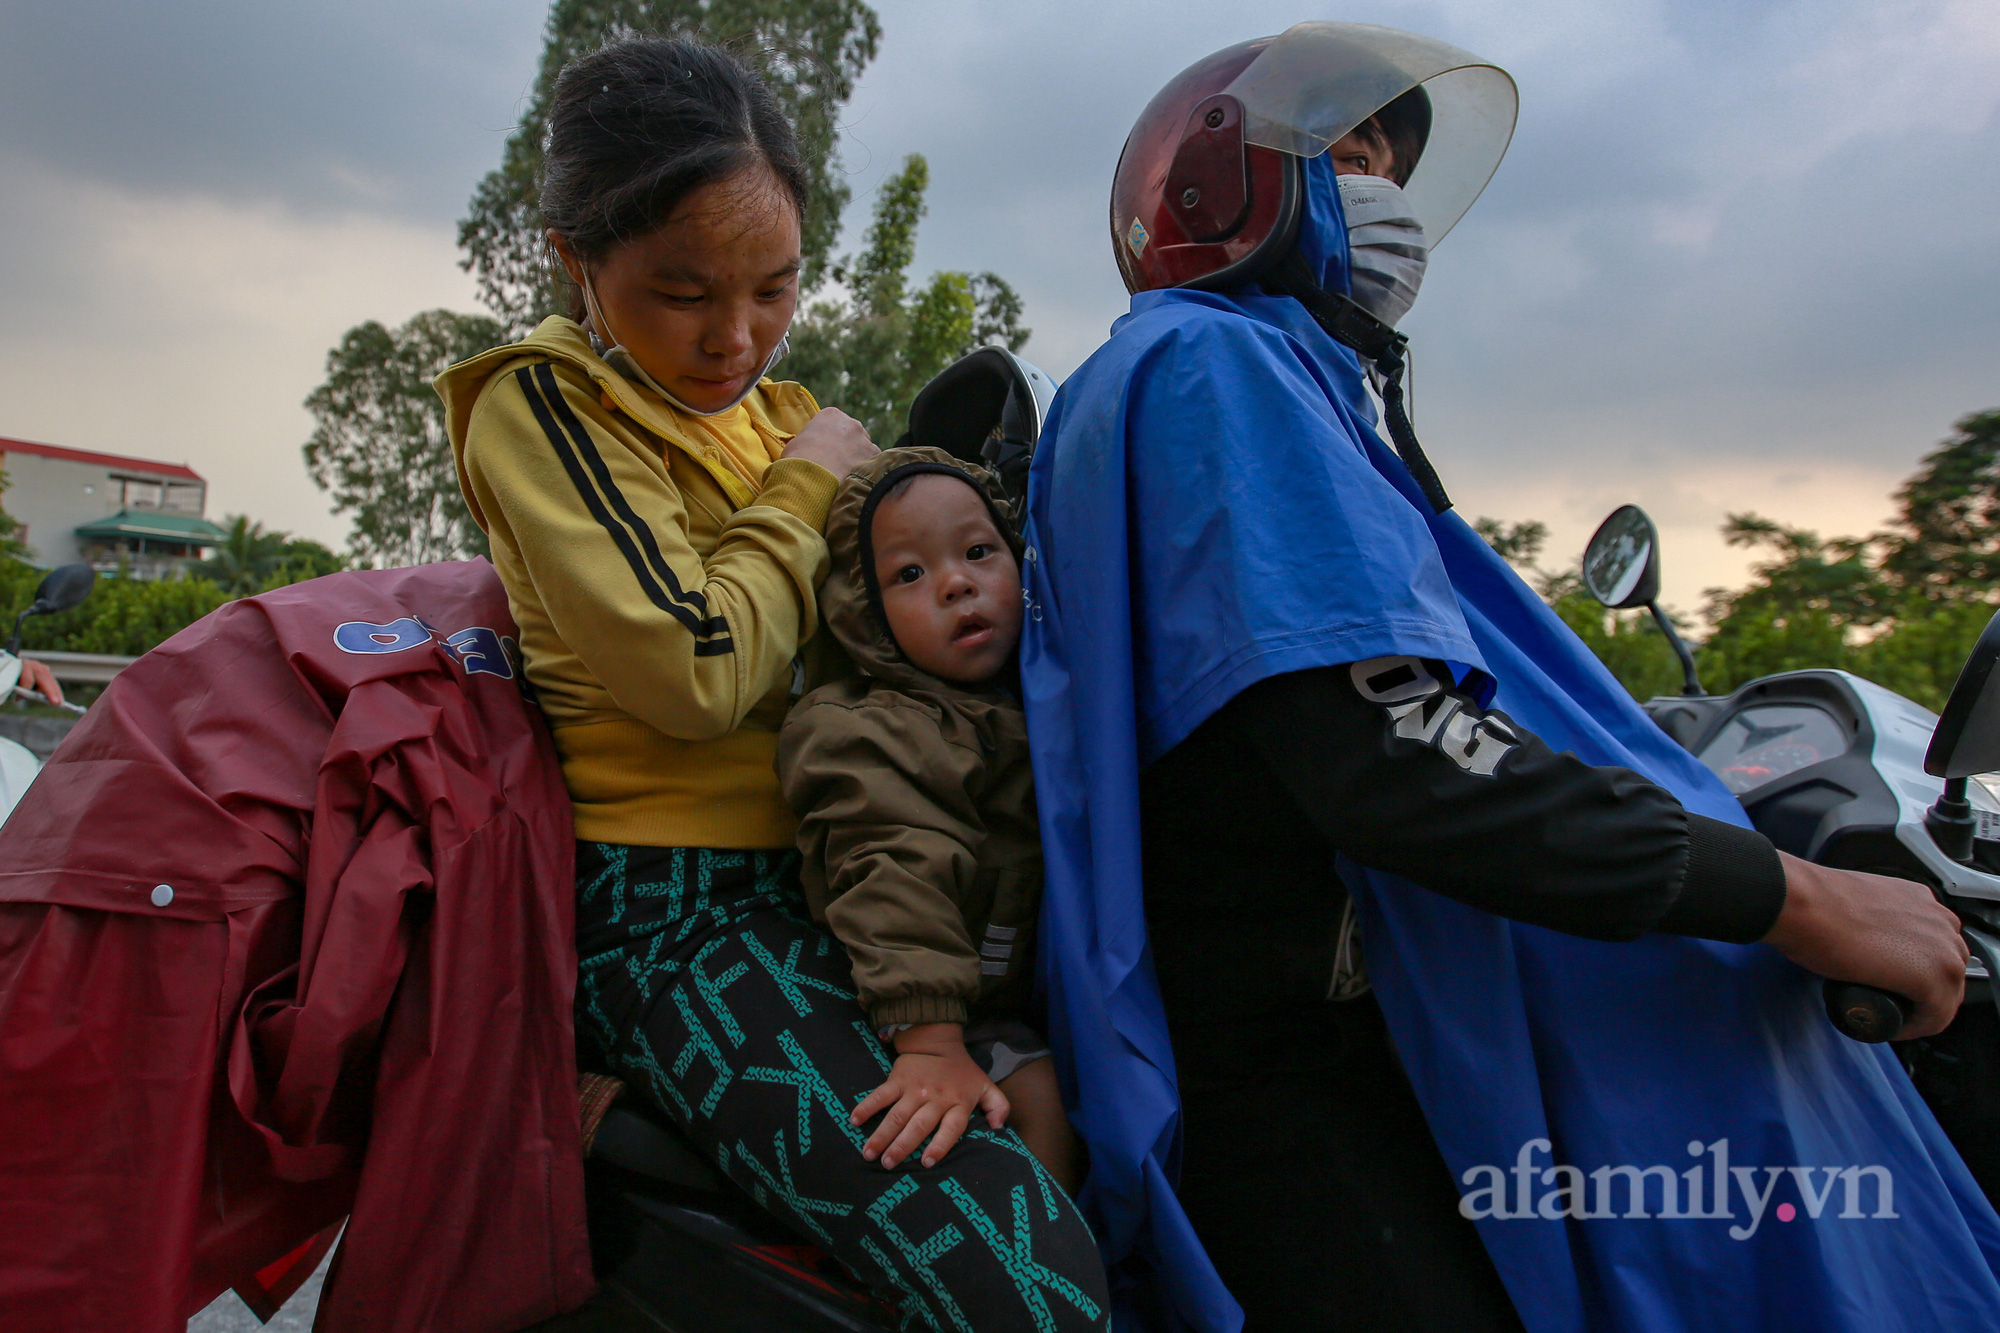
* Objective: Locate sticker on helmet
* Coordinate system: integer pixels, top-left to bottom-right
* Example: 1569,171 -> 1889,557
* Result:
1126,218 -> 1149,256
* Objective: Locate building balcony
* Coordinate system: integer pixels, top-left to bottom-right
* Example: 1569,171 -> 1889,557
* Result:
73,509 -> 230,580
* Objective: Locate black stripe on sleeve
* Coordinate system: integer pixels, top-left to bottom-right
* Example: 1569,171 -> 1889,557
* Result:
515,364 -> 734,654
534,364 -> 730,637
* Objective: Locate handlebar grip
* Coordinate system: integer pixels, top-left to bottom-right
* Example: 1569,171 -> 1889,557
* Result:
1822,980 -> 1912,1043
9,686 -> 84,715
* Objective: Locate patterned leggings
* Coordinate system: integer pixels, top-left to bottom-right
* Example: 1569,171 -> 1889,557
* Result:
573,842 -> 1111,1333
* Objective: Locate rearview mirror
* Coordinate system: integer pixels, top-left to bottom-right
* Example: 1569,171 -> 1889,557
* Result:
1579,504 -> 1704,697
32,563 -> 94,616
8,561 -> 96,655
1582,505 -> 1661,610
1926,606 -> 2000,779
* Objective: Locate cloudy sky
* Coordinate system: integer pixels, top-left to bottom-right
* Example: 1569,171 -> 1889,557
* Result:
0,0 -> 1995,613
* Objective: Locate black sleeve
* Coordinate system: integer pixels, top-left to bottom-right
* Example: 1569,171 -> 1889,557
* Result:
1218,659 -> 1786,944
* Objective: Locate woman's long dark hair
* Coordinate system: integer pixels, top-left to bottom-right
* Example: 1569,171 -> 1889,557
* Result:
541,37 -> 810,275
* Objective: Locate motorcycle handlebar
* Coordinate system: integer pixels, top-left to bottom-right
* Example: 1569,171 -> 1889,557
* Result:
1822,979 -> 1912,1043
11,686 -> 84,715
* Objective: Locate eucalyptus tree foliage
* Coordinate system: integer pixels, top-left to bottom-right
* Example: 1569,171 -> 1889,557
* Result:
1480,406 -> 2000,711
303,310 -> 505,566
785,154 -> 1029,443
304,2 -> 1039,570
1878,409 -> 2000,597
1472,517 -> 1548,569
459,0 -> 882,335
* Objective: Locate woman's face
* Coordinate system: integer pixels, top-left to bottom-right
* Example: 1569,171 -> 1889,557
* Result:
555,163 -> 802,413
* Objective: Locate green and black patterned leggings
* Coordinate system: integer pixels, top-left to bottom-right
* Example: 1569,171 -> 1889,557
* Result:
573,841 -> 1111,1333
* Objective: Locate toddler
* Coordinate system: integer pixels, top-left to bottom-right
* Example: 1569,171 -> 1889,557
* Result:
778,447 -> 1079,1189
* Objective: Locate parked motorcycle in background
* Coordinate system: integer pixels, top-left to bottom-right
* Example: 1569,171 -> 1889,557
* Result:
0,562 -> 94,823
1579,505 -> 2000,1203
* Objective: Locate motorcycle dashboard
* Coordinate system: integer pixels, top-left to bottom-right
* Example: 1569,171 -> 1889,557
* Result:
1696,702 -> 1851,796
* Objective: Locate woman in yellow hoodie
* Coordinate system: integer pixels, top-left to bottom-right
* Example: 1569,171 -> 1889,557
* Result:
439,37 -> 1107,1331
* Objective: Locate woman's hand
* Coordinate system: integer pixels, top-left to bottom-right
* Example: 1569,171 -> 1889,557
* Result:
781,407 -> 877,480
17,659 -> 62,707
1762,851 -> 1968,1039
851,1022 -> 1008,1169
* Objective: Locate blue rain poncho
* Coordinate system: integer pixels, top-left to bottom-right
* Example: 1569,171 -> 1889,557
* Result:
1020,152 -> 2000,1332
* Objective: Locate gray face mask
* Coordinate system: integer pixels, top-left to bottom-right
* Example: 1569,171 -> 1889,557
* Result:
578,269 -> 790,417
1337,174 -> 1429,328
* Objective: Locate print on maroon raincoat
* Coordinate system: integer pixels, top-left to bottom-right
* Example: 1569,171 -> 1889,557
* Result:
0,561 -> 592,1332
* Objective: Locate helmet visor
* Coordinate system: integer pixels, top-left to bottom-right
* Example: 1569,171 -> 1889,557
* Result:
1221,22 -> 1518,243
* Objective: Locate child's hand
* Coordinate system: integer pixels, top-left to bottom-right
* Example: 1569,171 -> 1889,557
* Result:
850,1023 -> 1009,1169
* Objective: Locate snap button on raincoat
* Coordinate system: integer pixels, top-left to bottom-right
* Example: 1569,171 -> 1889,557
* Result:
0,561 -> 592,1332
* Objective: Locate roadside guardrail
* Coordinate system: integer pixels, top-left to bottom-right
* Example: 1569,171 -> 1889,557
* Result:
28,650 -> 139,684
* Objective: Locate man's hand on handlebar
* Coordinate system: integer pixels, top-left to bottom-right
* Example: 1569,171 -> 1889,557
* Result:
1762,852 -> 1967,1040
780,407 -> 878,480
18,659 -> 63,707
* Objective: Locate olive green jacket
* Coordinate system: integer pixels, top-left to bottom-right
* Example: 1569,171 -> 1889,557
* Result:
775,449 -> 1038,1028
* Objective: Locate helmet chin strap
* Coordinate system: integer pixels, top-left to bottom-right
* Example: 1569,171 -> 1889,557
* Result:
1264,248 -> 1452,515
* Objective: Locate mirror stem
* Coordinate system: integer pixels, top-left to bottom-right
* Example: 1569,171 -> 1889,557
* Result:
1648,601 -> 1706,697
6,605 -> 38,658
1927,776 -> 1977,865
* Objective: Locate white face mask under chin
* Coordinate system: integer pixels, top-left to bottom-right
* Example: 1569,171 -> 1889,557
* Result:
579,272 -> 790,417
1337,173 -> 1429,329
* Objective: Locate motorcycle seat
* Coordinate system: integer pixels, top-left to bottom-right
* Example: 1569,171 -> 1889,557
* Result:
589,1098 -> 727,1194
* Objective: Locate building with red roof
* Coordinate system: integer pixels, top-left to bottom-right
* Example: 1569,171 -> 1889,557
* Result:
0,437 -> 228,578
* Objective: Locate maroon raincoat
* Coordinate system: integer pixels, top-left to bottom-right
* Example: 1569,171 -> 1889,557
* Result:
0,562 -> 593,1331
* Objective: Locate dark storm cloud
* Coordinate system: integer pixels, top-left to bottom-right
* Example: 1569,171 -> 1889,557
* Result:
0,0 -> 1991,592
837,0 -> 1999,493
0,0 -> 544,220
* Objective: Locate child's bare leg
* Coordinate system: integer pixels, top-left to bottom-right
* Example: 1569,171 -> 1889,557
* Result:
997,1058 -> 1085,1196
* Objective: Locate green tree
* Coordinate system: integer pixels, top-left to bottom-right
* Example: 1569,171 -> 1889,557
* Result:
0,471 -> 32,562
302,310 -> 504,568
1850,598 -> 1996,712
1877,409 -> 2000,597
267,537 -> 349,587
0,532 -> 351,669
191,516 -> 291,595
1477,514 -> 1693,700
1687,408 -> 2000,708
1472,516 -> 1548,568
191,516 -> 349,596
785,154 -> 1029,442
1536,568 -> 1694,701
306,5 -> 1034,572
1695,515 -> 1889,689
459,0 -> 882,335
0,559 -> 231,657
1476,407 -> 2000,711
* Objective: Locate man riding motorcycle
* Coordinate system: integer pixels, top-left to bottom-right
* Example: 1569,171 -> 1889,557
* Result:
1021,22 -> 1995,1332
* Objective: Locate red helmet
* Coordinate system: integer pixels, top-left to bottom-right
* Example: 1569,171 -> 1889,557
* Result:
1111,23 -> 1517,295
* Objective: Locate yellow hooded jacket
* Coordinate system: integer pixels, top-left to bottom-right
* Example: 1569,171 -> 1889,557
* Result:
438,316 -> 839,848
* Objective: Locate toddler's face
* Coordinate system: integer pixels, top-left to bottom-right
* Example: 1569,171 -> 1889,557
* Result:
869,473 -> 1023,684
